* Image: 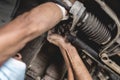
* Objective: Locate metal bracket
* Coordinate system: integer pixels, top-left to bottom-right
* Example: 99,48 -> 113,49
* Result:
101,53 -> 120,75
69,1 -> 86,31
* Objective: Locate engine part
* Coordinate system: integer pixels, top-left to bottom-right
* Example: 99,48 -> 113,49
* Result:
69,1 -> 111,44
52,1 -> 120,78
66,33 -> 99,60
101,53 -> 120,75
77,12 -> 111,45
7,0 -> 120,80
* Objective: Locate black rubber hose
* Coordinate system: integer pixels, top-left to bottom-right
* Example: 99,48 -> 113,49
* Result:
66,33 -> 100,60
77,12 -> 111,44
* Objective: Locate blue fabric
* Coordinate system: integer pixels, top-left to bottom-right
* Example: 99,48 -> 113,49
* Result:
0,58 -> 26,80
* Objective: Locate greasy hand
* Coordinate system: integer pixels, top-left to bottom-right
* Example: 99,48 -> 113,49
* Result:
47,31 -> 92,80
47,31 -> 75,80
47,31 -> 68,47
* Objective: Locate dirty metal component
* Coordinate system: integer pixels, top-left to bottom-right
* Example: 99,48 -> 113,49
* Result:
101,53 -> 120,74
47,32 -> 92,80
66,33 -> 99,60
21,34 -> 46,65
107,44 -> 120,57
98,72 -> 109,80
20,35 -> 47,80
26,50 -> 50,79
17,0 -> 120,79
69,1 -> 111,44
116,37 -> 120,45
95,0 -> 120,53
117,53 -> 120,57
42,61 -> 66,80
69,1 -> 86,31
65,33 -> 120,78
25,40 -> 67,80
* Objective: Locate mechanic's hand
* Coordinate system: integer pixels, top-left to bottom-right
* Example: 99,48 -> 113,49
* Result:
47,31 -> 69,47
47,31 -> 92,80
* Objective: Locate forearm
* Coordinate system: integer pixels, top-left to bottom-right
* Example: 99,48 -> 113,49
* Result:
59,43 -> 92,80
0,2 -> 63,65
47,34 -> 92,80
64,44 -> 92,80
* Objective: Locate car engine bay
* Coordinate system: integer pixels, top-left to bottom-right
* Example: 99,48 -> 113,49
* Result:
0,0 -> 120,80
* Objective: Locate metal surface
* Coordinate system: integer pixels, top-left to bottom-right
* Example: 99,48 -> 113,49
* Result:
69,1 -> 111,44
69,1 -> 86,31
14,0 -> 120,79
101,53 -> 120,75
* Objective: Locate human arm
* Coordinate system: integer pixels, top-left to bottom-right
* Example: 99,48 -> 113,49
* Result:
47,33 -> 92,80
0,2 -> 63,65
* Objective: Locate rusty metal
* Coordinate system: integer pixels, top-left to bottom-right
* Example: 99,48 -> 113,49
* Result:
101,53 -> 120,74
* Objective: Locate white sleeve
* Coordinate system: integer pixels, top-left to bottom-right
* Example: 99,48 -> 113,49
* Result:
0,58 -> 26,80
55,4 -> 68,20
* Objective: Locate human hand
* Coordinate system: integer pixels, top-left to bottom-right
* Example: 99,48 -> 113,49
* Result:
47,31 -> 68,47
